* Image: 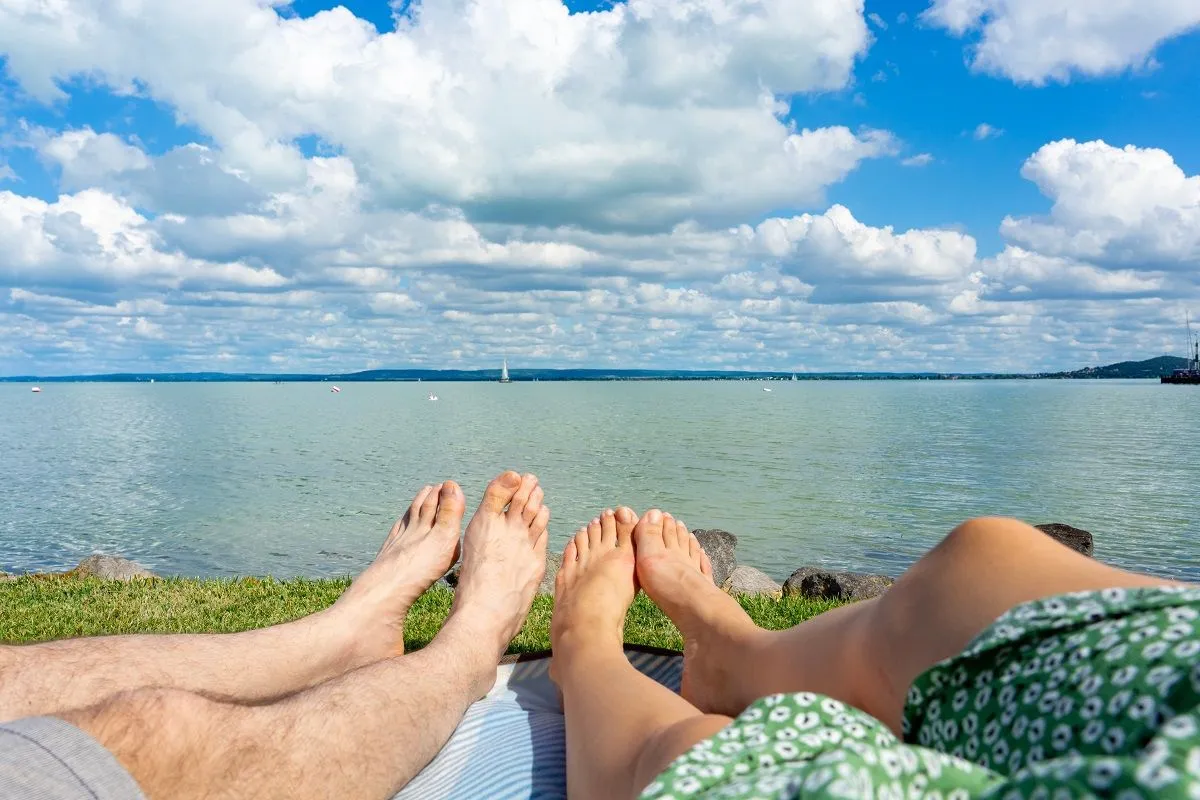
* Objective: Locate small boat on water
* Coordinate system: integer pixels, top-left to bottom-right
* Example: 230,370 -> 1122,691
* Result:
428,393 -> 438,401
762,387 -> 773,392
1162,313 -> 1200,385
330,386 -> 342,393
31,386 -> 41,393
500,358 -> 512,384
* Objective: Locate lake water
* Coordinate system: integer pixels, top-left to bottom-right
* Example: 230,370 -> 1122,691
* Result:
1,381 -> 1197,582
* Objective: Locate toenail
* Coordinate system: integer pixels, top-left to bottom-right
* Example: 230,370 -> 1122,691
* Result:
499,471 -> 520,487
616,508 -> 633,522
603,508 -> 614,517
646,509 -> 662,523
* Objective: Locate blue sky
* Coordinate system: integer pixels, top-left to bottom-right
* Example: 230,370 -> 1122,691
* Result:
1,0 -> 1199,374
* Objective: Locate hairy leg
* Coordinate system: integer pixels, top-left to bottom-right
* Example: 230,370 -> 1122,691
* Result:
0,481 -> 466,722
552,508 -> 732,800
640,515 -> 1188,733
60,471 -> 551,800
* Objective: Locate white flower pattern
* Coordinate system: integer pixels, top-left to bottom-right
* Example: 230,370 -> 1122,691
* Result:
641,587 -> 1200,799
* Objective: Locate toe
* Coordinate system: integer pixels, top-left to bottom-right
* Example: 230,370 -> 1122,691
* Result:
700,549 -> 714,581
479,471 -> 522,515
433,481 -> 465,530
687,528 -> 699,561
573,525 -> 590,562
557,541 -> 577,584
661,512 -> 678,548
586,517 -> 603,550
419,482 -> 443,525
522,486 -> 544,525
507,473 -> 539,522
633,509 -> 666,553
402,484 -> 435,528
615,507 -> 637,548
676,520 -> 693,557
531,506 -> 550,544
599,509 -> 617,547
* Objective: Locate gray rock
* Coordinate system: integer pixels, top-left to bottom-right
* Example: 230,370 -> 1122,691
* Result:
74,555 -> 155,580
721,566 -> 782,597
539,551 -> 562,595
783,567 -> 893,602
1035,523 -> 1094,557
692,529 -> 738,588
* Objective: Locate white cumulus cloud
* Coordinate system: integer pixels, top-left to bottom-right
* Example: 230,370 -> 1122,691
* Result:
923,0 -> 1200,85
0,0 -> 882,231
1000,139 -> 1200,270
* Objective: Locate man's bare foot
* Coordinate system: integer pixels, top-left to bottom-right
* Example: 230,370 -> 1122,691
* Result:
549,508 -> 639,684
333,481 -> 465,661
443,471 -> 551,663
634,509 -> 766,716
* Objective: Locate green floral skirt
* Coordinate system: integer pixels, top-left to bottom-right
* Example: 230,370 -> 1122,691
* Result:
640,586 -> 1200,798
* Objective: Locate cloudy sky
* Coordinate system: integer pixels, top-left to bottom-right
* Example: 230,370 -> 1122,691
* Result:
1,0 -> 1199,375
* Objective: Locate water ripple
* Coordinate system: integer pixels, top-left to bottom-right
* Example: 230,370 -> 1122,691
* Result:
0,381 -> 1196,581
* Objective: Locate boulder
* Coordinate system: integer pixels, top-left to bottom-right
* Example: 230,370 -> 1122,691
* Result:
783,567 -> 893,602
721,566 -> 782,598
692,529 -> 738,588
74,555 -> 155,580
1035,523 -> 1094,557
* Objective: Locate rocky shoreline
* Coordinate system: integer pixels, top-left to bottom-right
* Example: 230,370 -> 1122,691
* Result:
2,523 -> 1096,604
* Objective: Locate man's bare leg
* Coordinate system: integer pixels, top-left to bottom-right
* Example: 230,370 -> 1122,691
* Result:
0,481 -> 466,722
551,508 -> 732,800
56,471 -> 551,800
638,515 -> 1188,733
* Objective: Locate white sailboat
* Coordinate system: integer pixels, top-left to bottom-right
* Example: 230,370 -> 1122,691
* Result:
791,373 -> 797,382
500,359 -> 511,384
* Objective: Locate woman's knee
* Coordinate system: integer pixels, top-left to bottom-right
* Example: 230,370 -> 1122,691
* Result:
942,516 -> 1035,552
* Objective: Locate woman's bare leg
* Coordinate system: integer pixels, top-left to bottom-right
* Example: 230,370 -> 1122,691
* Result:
638,515 -> 1188,733
551,508 -> 732,800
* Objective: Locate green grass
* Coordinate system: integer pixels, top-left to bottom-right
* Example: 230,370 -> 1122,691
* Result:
0,576 -> 844,652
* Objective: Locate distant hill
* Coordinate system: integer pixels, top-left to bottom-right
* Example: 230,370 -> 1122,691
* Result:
1,356 -> 1188,382
1043,356 -> 1188,380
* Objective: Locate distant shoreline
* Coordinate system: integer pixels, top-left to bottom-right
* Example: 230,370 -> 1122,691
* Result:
0,376 -> 1171,383
0,355 -> 1189,383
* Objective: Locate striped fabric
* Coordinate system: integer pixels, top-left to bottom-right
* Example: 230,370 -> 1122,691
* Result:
395,647 -> 683,800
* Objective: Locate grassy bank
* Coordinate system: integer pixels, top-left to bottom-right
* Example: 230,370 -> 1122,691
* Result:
0,576 -> 844,651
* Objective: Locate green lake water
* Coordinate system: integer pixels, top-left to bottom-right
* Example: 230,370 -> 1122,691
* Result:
2,380 -> 1197,581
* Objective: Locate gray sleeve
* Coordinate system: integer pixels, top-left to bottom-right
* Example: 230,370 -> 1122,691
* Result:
0,717 -> 144,800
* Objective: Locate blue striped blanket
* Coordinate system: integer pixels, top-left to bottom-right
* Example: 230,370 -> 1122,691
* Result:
395,647 -> 684,799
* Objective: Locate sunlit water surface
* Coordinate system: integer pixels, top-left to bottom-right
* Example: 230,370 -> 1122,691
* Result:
2,380 -> 1196,581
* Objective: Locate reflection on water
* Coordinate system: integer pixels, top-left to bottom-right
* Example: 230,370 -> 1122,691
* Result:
1,380 -> 1197,581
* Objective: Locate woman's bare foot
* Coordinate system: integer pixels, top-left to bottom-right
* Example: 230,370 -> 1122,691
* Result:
634,509 -> 766,716
444,472 -> 552,663
333,481 -> 466,662
550,507 -> 639,684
